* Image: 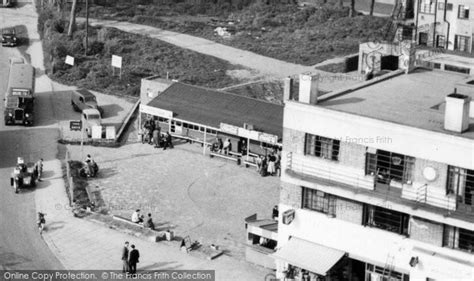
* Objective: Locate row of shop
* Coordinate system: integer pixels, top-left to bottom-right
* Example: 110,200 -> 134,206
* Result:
139,77 -> 283,166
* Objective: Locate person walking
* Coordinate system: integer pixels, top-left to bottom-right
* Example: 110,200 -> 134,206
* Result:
145,213 -> 155,230
121,241 -> 130,273
128,244 -> 140,274
152,127 -> 160,149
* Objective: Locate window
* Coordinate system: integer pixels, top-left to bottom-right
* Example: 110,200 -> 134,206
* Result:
304,134 -> 340,161
419,32 -> 428,45
443,225 -> 474,252
446,3 -> 453,11
365,149 -> 415,184
302,187 -> 336,216
420,0 -> 435,13
444,64 -> 470,74
436,35 -> 445,48
458,5 -> 470,19
363,204 -> 409,235
454,35 -> 470,52
446,166 -> 474,206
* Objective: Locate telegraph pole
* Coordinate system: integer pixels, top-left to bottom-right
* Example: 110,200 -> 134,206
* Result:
85,0 -> 89,56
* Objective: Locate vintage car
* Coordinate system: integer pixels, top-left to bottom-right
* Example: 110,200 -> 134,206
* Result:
2,27 -> 17,47
10,158 -> 37,193
71,89 -> 104,117
82,108 -> 104,138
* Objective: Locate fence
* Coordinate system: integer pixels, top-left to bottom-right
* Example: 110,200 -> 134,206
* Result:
65,150 -> 74,207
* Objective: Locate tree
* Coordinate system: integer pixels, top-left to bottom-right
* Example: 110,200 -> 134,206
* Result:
349,0 -> 355,17
67,0 -> 78,37
369,0 -> 375,16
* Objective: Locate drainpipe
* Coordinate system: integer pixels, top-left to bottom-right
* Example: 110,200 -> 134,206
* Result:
415,0 -> 420,43
432,0 -> 438,47
443,0 -> 450,49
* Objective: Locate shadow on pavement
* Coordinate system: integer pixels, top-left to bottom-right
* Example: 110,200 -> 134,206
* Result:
45,221 -> 66,232
100,104 -> 124,118
140,261 -> 183,271
0,249 -> 32,268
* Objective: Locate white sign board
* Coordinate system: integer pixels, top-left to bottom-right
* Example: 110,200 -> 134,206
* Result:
140,104 -> 173,119
259,133 -> 278,144
65,55 -> 74,66
106,126 -> 116,140
111,55 -> 122,68
220,123 -> 239,135
91,125 -> 102,139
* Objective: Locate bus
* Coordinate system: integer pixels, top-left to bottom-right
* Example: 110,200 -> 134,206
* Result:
4,58 -> 35,126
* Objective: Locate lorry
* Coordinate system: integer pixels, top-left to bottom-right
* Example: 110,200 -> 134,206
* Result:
4,58 -> 35,126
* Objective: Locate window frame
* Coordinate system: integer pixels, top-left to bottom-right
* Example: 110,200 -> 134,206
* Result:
302,187 -> 336,216
304,133 -> 340,161
458,5 -> 470,19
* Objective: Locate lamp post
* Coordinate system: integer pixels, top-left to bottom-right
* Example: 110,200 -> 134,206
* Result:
85,0 -> 89,56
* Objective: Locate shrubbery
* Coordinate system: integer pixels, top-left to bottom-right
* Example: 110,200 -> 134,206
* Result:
36,3 -> 243,97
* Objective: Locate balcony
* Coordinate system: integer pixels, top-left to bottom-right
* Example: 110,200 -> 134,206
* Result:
285,152 -> 474,224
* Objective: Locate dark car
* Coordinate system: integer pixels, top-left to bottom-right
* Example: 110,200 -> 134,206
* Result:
2,27 -> 17,47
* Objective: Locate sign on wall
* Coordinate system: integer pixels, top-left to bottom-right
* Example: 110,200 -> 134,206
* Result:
140,104 -> 173,119
282,209 -> 295,225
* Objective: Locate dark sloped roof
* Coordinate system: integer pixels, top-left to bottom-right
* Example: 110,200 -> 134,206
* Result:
147,83 -> 283,138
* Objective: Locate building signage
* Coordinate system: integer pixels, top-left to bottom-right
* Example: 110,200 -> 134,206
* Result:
111,55 -> 122,68
259,133 -> 278,144
220,123 -> 239,135
282,209 -> 295,225
69,120 -> 82,131
140,104 -> 173,119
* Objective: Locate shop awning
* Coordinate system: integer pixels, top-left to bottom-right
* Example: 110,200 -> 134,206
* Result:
272,238 -> 346,276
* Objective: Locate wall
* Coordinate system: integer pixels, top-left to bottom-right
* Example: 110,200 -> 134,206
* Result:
409,217 -> 444,246
280,181 -> 301,208
140,77 -> 173,105
335,197 -> 363,225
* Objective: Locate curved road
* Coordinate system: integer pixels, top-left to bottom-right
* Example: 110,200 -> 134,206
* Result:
0,1 -> 62,270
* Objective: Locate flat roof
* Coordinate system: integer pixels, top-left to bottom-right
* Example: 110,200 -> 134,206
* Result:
147,82 -> 284,138
318,68 -> 474,139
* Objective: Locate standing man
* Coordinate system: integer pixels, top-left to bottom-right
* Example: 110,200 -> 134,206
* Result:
121,241 -> 129,273
36,158 -> 43,181
128,244 -> 140,274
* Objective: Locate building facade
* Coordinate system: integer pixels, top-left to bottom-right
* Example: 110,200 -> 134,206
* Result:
273,70 -> 474,280
415,0 -> 474,52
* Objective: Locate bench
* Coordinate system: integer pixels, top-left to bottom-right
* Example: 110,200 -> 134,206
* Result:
244,153 -> 260,168
209,151 -> 241,165
112,215 -> 166,242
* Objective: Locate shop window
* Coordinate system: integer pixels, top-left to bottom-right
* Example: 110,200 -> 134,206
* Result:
193,125 -> 199,131
302,187 -> 336,216
158,117 -> 168,122
200,126 -> 205,132
446,166 -> 474,206
175,121 -> 182,126
443,225 -> 474,252
458,5 -> 470,19
183,123 -> 188,128
363,204 -> 409,235
454,35 -> 470,52
365,149 -> 415,184
304,134 -> 340,161
444,64 -> 470,74
248,233 -> 277,250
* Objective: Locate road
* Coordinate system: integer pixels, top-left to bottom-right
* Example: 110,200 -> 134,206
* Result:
0,1 -> 63,270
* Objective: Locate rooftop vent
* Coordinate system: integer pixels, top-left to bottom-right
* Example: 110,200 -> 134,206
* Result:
444,89 -> 471,133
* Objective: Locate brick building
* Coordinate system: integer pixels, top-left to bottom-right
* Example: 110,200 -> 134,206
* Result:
273,67 -> 474,280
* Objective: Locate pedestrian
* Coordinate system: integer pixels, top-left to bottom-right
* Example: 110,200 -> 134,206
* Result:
121,241 -> 129,273
267,153 -> 276,176
272,205 -> 279,220
152,127 -> 160,148
163,132 -> 173,150
35,158 -> 43,181
128,244 -> 140,274
131,209 -> 144,224
145,213 -> 155,230
223,138 -> 232,155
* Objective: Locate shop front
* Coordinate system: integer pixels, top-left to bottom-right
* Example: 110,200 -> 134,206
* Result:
139,79 -> 283,166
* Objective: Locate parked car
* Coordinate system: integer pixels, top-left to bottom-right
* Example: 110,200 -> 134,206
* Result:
2,27 -> 17,47
82,108 -> 103,137
71,89 -> 104,116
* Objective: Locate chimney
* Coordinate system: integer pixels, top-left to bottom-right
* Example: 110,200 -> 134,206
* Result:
444,90 -> 471,133
283,77 -> 293,101
299,73 -> 319,104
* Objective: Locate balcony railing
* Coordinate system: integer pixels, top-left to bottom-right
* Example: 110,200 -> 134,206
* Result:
285,152 -> 464,218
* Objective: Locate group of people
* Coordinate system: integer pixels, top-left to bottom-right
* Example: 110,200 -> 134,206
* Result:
141,118 -> 173,150
210,137 -> 247,155
256,151 -> 281,177
131,209 -> 155,230
82,154 -> 99,178
121,241 -> 140,274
